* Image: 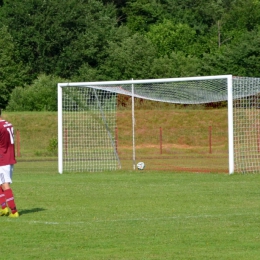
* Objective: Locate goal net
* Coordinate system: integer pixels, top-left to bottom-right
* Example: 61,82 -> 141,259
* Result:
233,77 -> 260,173
58,87 -> 119,172
58,75 -> 260,174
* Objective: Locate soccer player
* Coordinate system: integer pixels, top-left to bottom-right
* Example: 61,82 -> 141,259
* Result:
0,109 -> 19,217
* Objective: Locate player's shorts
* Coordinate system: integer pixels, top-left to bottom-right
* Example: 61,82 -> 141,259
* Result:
0,165 -> 14,185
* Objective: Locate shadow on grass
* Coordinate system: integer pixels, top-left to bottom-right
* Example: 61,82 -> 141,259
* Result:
19,208 -> 46,216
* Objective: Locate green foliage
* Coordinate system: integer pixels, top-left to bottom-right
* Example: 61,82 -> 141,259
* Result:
0,25 -> 27,108
123,0 -> 164,32
74,25 -> 132,81
201,28 -> 260,77
6,74 -> 65,111
157,0 -> 227,34
223,29 -> 260,77
223,0 -> 260,32
147,19 -> 196,56
0,0 -> 118,80
47,137 -> 58,155
149,52 -> 201,78
78,33 -> 158,80
0,0 -> 260,112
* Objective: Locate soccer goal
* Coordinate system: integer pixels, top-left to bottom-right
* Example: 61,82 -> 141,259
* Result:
58,75 -> 260,174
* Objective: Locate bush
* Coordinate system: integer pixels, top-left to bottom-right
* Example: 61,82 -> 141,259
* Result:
47,137 -> 58,155
6,74 -> 66,111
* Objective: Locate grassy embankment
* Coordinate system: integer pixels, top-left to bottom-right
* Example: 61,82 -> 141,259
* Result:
3,105 -> 228,172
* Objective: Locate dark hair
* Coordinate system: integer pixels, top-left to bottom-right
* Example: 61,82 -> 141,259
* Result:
0,109 -> 1,116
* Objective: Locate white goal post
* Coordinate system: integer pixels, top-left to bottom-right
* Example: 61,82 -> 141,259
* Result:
58,75 -> 260,174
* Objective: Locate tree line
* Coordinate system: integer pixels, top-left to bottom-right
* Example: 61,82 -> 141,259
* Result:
0,0 -> 260,110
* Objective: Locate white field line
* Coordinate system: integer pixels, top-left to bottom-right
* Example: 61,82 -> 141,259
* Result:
5,212 -> 258,225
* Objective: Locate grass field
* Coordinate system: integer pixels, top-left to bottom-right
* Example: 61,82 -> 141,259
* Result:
1,110 -> 259,259
1,161 -> 260,259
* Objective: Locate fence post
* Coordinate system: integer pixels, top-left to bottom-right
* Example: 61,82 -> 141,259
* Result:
160,127 -> 162,154
258,125 -> 260,153
209,126 -> 212,154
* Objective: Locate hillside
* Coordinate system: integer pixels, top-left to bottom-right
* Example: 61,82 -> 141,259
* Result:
2,108 -> 228,172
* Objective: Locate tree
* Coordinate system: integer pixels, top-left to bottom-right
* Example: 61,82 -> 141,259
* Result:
224,29 -> 260,77
223,0 -> 260,32
157,0 -> 228,34
150,52 -> 201,78
199,28 -> 260,77
6,74 -> 65,111
122,0 -> 164,32
77,32 -> 158,81
0,0 -> 118,81
0,26 -> 27,108
147,19 -> 196,56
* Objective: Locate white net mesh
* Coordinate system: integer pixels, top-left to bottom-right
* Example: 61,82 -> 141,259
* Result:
62,87 -> 120,172
90,79 -> 228,104
233,77 -> 260,173
59,76 -> 260,173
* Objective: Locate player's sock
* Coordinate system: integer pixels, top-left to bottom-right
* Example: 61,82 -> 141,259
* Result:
0,187 -> 7,209
4,188 -> 17,214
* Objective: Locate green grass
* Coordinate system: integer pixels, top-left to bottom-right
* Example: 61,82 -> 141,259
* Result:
0,109 -> 251,258
3,111 -> 57,158
0,110 -> 257,259
2,162 -> 260,259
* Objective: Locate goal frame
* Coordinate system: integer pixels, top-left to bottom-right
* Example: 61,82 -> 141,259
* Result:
58,75 -> 234,174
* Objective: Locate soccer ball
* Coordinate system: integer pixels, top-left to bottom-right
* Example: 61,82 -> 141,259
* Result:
137,162 -> 145,170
